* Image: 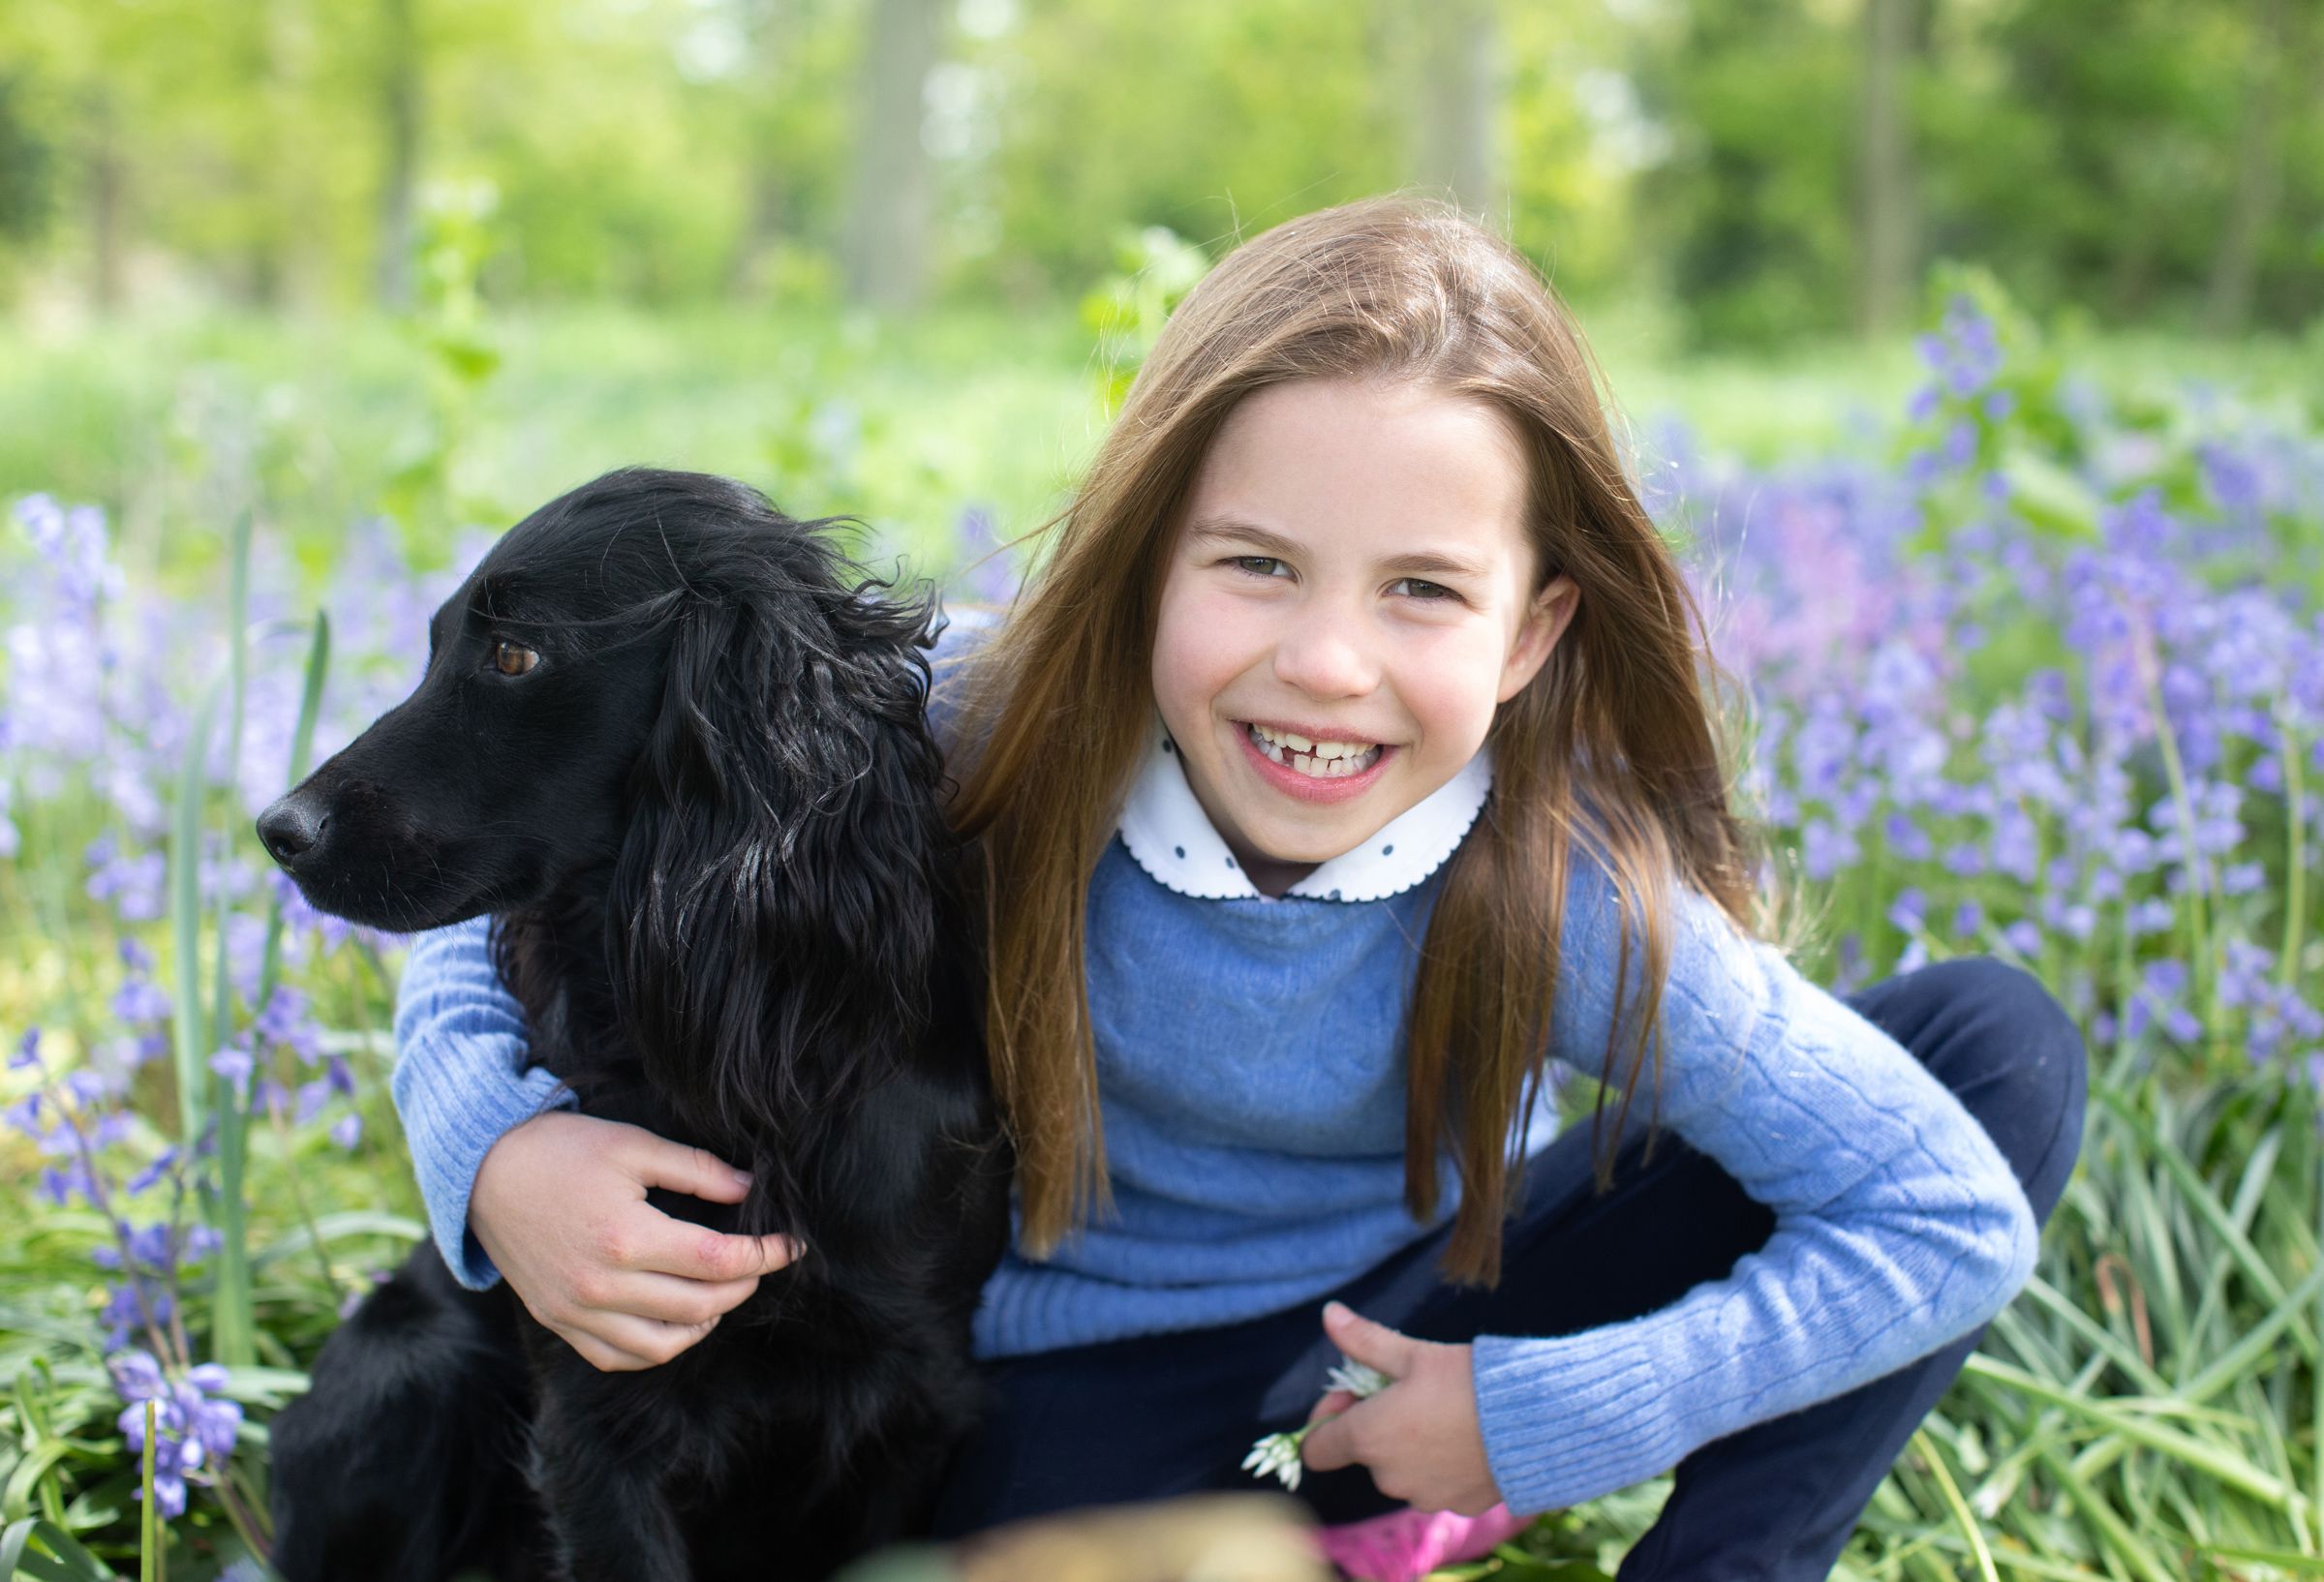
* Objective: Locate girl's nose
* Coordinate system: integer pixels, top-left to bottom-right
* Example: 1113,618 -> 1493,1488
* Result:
1270,609 -> 1378,699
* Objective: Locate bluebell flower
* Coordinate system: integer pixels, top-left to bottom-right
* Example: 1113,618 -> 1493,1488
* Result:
1886,888 -> 1926,934
109,1349 -> 167,1402
208,1044 -> 255,1089
111,978 -> 173,1025
293,1077 -> 333,1126
126,1147 -> 178,1195
2,1093 -> 43,1138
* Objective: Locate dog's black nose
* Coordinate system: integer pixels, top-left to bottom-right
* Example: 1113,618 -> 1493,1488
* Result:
257,797 -> 328,867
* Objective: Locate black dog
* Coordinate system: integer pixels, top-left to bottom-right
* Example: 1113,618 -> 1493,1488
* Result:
256,469 -> 1012,1582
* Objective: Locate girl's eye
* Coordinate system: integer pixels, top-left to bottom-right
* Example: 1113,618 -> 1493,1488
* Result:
492,640 -> 540,677
1224,558 -> 1463,605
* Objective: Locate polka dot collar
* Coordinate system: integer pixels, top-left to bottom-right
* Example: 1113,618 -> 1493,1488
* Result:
1115,715 -> 1494,902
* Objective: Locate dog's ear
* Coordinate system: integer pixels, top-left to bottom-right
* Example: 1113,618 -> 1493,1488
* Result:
607,575 -> 956,1218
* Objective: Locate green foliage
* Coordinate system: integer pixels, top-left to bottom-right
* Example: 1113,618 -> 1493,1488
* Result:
1080,225 -> 1211,414
965,0 -> 1398,294
380,179 -> 506,544
1632,0 -> 1860,348
1,0 -> 2319,342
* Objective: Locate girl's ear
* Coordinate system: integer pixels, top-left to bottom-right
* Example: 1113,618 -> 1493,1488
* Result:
1498,574 -> 1578,704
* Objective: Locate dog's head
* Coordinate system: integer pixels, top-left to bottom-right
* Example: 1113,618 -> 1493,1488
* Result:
260,469 -> 959,1122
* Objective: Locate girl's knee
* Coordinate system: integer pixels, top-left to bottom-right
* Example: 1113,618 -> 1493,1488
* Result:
1924,956 -> 2088,1208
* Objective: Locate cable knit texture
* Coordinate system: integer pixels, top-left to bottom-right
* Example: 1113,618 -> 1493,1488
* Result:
387,605 -> 2038,1516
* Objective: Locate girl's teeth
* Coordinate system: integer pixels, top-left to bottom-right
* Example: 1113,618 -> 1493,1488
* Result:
1245,723 -> 1383,778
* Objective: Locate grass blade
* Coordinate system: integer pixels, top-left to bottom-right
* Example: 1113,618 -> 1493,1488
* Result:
208,508 -> 258,1367
167,678 -> 223,1147
0,1517 -> 116,1582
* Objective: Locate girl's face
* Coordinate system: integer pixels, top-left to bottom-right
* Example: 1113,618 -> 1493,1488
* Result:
1151,378 -> 1577,897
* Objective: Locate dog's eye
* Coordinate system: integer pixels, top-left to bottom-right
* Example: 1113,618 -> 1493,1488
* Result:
492,640 -> 540,677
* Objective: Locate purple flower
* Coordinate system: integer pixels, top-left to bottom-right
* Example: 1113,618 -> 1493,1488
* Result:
2,1093 -> 41,1139
254,986 -> 321,1062
126,1147 -> 178,1195
330,1111 -> 363,1150
109,1349 -> 167,1401
293,1077 -> 333,1126
10,1027 -> 40,1071
208,1044 -> 255,1088
1886,888 -> 1926,934
111,979 -> 174,1025
41,1162 -> 92,1207
124,1222 -> 176,1273
2141,958 -> 2189,1002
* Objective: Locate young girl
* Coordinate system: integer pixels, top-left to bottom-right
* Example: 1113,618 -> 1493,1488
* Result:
388,196 -> 2087,1579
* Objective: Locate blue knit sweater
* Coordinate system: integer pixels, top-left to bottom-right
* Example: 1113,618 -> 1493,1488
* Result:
386,608 -> 2038,1517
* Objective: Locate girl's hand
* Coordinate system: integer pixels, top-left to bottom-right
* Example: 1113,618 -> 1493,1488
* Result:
471,1110 -> 801,1373
1298,1302 -> 1504,1516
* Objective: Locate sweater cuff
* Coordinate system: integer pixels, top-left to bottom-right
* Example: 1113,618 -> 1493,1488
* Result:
1471,1327 -> 1684,1516
390,1047 -> 575,1290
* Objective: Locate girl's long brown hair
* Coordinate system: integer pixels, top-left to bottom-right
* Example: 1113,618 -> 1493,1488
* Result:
940,195 -> 1771,1285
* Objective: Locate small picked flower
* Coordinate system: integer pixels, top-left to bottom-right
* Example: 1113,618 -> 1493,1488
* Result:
1243,1350 -> 1394,1492
1325,1358 -> 1391,1398
1242,1430 -> 1307,1492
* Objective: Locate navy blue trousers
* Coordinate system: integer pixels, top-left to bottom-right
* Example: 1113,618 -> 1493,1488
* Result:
929,956 -> 2089,1581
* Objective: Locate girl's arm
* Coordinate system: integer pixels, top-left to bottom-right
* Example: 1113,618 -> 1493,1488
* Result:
389,915 -> 574,1287
1468,852 -> 2041,1516
392,919 -> 798,1371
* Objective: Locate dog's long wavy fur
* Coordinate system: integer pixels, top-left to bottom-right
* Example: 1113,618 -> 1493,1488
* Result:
260,469 -> 1012,1582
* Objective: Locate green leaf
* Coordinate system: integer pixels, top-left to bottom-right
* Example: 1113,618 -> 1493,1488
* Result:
168,677 -> 224,1146
0,1517 -> 117,1582
2000,446 -> 2102,542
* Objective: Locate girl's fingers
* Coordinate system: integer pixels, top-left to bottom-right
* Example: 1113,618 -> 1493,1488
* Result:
627,1210 -> 800,1283
589,1269 -> 762,1328
623,1129 -> 755,1204
558,1328 -> 661,1374
1307,1387 -> 1357,1425
566,1311 -> 723,1372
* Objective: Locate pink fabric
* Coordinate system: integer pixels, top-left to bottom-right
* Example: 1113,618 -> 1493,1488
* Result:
1309,1503 -> 1529,1582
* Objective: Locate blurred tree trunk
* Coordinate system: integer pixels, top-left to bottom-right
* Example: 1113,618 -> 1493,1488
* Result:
375,0 -> 421,310
243,0 -> 293,306
87,91 -> 124,312
2201,0 -> 2287,335
730,0 -> 798,299
1414,0 -> 1497,216
1856,0 -> 1919,337
734,165 -> 798,300
841,0 -> 940,312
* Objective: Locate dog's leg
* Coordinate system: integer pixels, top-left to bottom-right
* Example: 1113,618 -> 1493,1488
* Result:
525,1383 -> 694,1582
269,1243 -> 540,1582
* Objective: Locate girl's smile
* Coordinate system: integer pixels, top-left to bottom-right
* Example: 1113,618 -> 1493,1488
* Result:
1150,377 -> 1579,897
1232,715 -> 1394,805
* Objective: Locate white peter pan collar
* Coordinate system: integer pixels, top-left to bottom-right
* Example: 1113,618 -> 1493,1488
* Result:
1116,715 -> 1494,902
